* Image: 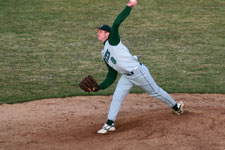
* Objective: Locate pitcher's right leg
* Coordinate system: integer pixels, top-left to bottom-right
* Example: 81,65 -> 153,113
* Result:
138,65 -> 177,107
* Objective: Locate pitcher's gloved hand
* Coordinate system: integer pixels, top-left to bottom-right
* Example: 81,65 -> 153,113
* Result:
79,75 -> 99,92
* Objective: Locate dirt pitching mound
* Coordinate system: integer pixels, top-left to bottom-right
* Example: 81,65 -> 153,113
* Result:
0,93 -> 224,150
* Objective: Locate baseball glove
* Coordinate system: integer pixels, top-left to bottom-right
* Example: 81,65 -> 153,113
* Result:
79,75 -> 99,92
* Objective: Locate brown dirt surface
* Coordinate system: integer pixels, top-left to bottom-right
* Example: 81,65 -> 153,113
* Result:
0,93 -> 225,150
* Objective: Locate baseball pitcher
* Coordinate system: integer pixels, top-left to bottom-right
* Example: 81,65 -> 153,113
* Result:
79,0 -> 184,134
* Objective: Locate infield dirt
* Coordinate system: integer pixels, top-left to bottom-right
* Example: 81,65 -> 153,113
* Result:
0,93 -> 224,150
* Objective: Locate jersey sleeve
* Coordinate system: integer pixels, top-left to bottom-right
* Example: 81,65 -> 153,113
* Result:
98,63 -> 118,90
108,6 -> 132,46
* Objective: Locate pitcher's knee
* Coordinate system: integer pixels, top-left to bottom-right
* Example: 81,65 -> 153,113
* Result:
148,88 -> 161,98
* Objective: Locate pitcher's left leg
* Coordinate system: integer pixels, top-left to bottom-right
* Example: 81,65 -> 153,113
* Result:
97,75 -> 133,134
107,75 -> 133,121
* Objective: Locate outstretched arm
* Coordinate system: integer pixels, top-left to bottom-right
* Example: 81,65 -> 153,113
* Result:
98,64 -> 118,90
108,0 -> 138,46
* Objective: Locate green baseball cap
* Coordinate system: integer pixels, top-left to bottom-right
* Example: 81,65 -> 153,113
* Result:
96,25 -> 111,32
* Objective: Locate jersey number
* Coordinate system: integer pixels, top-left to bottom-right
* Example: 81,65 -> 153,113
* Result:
104,49 -> 117,64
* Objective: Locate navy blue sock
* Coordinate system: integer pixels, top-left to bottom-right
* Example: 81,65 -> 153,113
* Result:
106,120 -> 114,126
172,104 -> 178,111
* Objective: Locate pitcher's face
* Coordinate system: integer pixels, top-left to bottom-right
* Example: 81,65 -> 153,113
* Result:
97,29 -> 109,42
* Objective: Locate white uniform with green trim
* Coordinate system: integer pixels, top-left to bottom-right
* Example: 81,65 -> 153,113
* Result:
102,41 -> 177,122
101,41 -> 139,74
100,5 -> 178,122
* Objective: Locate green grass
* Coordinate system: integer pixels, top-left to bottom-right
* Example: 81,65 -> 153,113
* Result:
0,0 -> 225,104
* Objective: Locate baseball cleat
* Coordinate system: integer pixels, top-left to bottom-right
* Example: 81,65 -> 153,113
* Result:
174,101 -> 184,115
97,123 -> 116,134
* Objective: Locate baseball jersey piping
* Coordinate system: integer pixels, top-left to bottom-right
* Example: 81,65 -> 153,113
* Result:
139,69 -> 174,107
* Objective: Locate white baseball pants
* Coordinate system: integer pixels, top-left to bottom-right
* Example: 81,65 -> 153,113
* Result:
107,64 -> 177,121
